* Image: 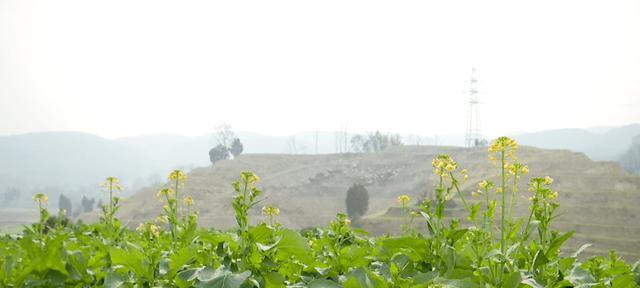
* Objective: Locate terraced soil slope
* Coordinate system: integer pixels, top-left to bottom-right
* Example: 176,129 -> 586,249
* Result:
115,146 -> 640,260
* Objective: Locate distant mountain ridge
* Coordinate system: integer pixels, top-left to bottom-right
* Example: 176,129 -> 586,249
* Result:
511,124 -> 640,160
1,124 -> 638,202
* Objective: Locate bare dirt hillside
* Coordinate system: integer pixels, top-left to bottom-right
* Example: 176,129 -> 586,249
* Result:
113,145 -> 640,260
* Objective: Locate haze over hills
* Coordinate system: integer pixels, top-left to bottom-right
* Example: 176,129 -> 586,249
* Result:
511,124 -> 640,160
1,124 -> 638,207
108,145 -> 640,260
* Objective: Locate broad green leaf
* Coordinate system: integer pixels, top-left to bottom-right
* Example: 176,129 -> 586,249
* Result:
309,279 -> 341,288
545,231 -> 574,258
169,245 -> 197,278
344,268 -> 388,288
196,268 -> 251,288
263,271 -> 285,288
104,271 -> 124,288
276,229 -> 312,264
503,271 -> 522,288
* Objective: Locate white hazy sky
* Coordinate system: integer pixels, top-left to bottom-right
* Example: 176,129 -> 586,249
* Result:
1,0 -> 639,139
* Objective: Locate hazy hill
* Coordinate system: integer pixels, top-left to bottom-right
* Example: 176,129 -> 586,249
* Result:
2,123 -> 639,204
513,124 -> 640,160
0,132 -> 151,189
113,145 -> 640,260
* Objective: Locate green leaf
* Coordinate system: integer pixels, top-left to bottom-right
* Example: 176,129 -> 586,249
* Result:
169,245 -> 197,278
309,279 -> 341,288
432,276 -> 478,288
611,275 -> 639,288
196,268 -> 251,288
503,271 -> 522,288
104,271 -> 124,288
344,267 -> 388,288
545,231 -> 574,258
263,271 -> 285,288
249,224 -> 274,244
275,229 -> 312,264
571,243 -> 592,258
109,244 -> 152,280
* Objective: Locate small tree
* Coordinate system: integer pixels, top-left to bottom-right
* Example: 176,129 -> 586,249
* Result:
209,144 -> 230,164
81,196 -> 95,213
215,123 -> 236,148
58,193 -> 73,216
619,135 -> 640,174
230,138 -> 244,157
345,183 -> 369,220
350,131 -> 403,153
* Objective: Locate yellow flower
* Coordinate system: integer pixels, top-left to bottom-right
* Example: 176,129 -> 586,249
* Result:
543,176 -> 554,185
101,177 -> 123,192
157,188 -> 174,199
396,194 -> 411,206
241,171 -> 260,184
262,205 -> 280,217
508,163 -> 528,178
136,223 -> 145,232
471,190 -> 483,197
148,224 -> 160,237
432,154 -> 458,176
183,195 -> 194,207
32,193 -> 49,205
344,218 -> 351,225
478,180 -> 489,189
168,170 -> 188,183
488,137 -> 518,160
445,164 -> 456,172
155,215 -> 168,224
496,187 -> 504,193
548,191 -> 559,200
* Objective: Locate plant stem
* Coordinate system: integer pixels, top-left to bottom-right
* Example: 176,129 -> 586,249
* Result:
500,151 -> 506,254
109,179 -> 113,225
509,172 -> 518,219
450,175 -> 470,212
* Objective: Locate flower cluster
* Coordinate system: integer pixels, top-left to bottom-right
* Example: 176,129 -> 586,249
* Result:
183,195 -> 194,207
262,205 -> 280,217
397,194 -> 411,206
156,188 -> 175,200
240,171 -> 260,184
507,162 -> 529,178
432,154 -> 458,177
100,176 -> 123,192
32,193 -> 49,205
528,177 -> 558,201
472,180 -> 495,197
488,136 -> 518,162
136,222 -> 160,237
168,170 -> 188,183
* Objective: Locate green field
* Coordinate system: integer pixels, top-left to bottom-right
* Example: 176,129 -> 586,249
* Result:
3,138 -> 640,287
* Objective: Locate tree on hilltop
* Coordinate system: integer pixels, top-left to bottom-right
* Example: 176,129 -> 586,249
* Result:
345,183 -> 369,220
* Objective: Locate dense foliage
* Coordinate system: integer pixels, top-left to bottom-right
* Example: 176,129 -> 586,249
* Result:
1,137 -> 639,287
345,183 -> 369,220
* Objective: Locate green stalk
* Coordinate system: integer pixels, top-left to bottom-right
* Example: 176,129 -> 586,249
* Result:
451,173 -> 470,212
521,182 -> 538,242
174,179 -> 179,220
500,151 -> 506,254
509,172 -> 518,219
109,179 -> 113,225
